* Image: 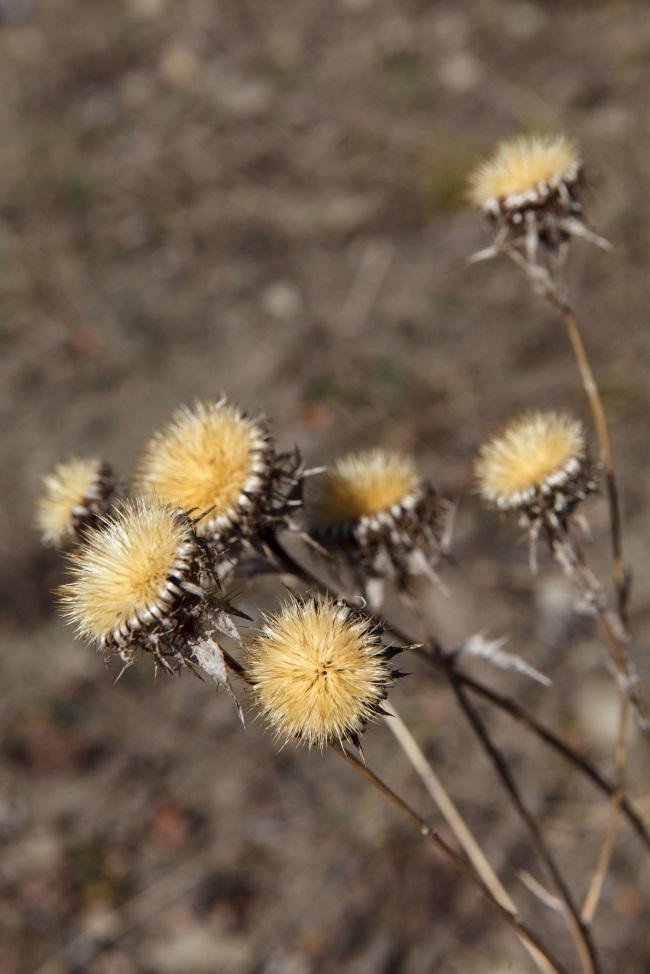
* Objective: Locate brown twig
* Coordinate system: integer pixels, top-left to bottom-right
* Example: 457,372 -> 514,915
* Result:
553,299 -> 629,626
334,746 -> 570,974
581,689 -> 630,923
442,662 -> 603,974
501,249 -> 628,627
383,701 -> 514,907
430,662 -> 649,850
265,532 -> 650,849
265,533 -> 604,971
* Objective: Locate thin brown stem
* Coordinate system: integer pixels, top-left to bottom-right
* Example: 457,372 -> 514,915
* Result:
581,690 -> 630,923
265,532 -> 650,848
503,249 -> 628,626
265,533 -> 602,971
383,703 -> 515,910
443,665 -> 603,974
384,703 -> 560,972
334,746 -> 570,974
554,300 -> 629,625
431,661 -> 649,850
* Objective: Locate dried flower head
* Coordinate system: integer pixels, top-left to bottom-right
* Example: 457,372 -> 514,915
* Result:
468,134 -> 608,263
476,411 -> 596,527
246,596 -> 398,749
36,458 -> 115,547
59,496 -> 207,665
133,399 -> 300,556
469,134 -> 580,219
303,449 -> 443,590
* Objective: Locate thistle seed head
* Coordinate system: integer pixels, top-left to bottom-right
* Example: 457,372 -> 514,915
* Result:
133,400 -> 272,542
246,596 -> 397,749
466,134 -> 608,263
303,449 -> 443,588
475,411 -> 596,525
59,496 -> 203,652
305,449 -> 420,527
469,134 -> 580,220
36,458 -> 115,547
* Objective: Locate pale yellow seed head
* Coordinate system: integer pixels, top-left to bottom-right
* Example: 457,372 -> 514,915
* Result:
36,457 -> 106,546
133,401 -> 268,537
475,411 -> 586,510
468,134 -> 579,209
60,496 -> 196,645
304,449 -> 421,528
246,598 -> 391,748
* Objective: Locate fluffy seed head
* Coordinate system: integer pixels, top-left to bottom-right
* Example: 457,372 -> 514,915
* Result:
133,400 -> 271,539
476,411 -> 587,511
36,457 -> 114,547
246,597 -> 394,749
60,496 -> 199,647
304,449 -> 421,529
469,134 -> 580,214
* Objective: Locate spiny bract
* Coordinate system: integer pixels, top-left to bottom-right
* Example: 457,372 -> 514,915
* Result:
133,400 -> 269,538
246,597 -> 393,749
476,411 -> 586,510
60,496 -> 198,646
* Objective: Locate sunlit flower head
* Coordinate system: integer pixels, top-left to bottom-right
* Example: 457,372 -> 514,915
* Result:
303,449 -> 443,590
469,134 -> 580,217
133,400 -> 272,540
59,496 -> 201,650
36,457 -> 114,547
246,597 -> 396,749
305,449 -> 420,529
476,411 -> 596,518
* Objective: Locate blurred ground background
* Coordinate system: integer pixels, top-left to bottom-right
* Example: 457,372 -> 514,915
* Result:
2,0 -> 650,971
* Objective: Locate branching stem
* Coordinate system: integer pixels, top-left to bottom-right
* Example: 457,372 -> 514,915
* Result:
334,746 -> 570,974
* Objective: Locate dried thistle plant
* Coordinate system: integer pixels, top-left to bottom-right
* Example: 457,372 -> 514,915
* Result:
35,131 -> 650,974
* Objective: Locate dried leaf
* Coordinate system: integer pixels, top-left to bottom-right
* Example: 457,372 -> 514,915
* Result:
193,636 -> 244,724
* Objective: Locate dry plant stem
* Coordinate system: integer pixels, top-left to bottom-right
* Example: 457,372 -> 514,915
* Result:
439,664 -> 650,850
581,690 -> 630,923
505,249 -> 628,625
582,615 -> 633,921
265,535 -> 601,971
552,534 -> 640,920
383,702 -> 556,974
555,299 -> 628,625
383,701 -> 515,911
445,667 -> 603,974
218,592 -> 563,972
334,745 -> 570,974
265,533 -> 650,848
